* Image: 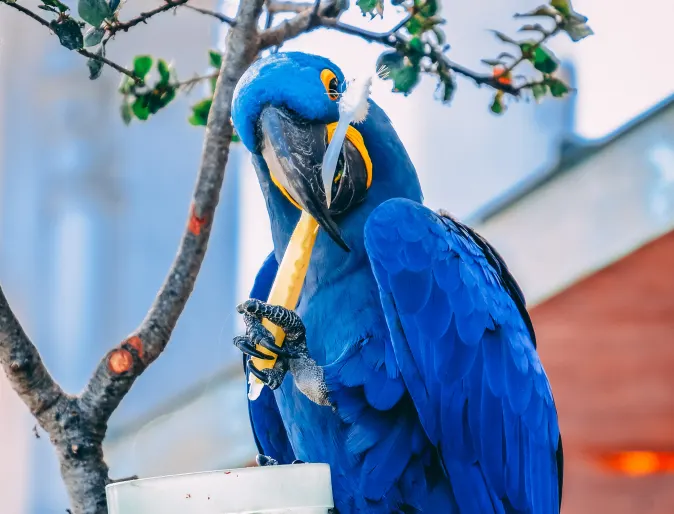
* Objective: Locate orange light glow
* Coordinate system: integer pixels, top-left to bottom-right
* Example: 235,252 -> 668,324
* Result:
597,451 -> 674,476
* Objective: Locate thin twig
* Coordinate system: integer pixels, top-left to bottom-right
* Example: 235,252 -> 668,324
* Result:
0,0 -> 50,27
77,48 -> 142,84
108,0 -> 191,34
260,1 -> 564,96
175,71 -> 220,91
0,0 -> 141,84
183,4 -> 236,25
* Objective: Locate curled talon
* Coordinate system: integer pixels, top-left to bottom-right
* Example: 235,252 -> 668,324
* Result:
247,357 -> 287,390
233,336 -> 274,360
254,334 -> 299,359
247,359 -> 269,383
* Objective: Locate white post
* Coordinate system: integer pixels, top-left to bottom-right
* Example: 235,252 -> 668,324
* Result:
106,464 -> 334,513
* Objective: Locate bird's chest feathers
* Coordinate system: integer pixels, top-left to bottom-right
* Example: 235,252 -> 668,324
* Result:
295,267 -> 384,365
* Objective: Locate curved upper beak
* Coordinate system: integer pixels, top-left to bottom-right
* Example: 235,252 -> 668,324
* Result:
258,105 -> 350,251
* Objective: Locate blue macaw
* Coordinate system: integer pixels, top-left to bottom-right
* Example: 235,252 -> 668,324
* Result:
231,52 -> 563,513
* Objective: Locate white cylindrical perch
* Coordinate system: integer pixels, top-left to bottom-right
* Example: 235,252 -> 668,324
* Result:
106,464 -> 334,513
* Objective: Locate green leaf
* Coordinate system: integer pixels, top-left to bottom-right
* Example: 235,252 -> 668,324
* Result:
84,27 -> 105,47
120,100 -> 133,125
50,18 -> 84,51
491,31 -> 518,45
405,15 -> 424,35
356,0 -> 377,16
109,0 -> 121,12
132,96 -> 150,121
415,0 -> 438,17
551,0 -> 571,17
208,50 -> 222,69
436,74 -> 455,103
392,65 -> 420,94
519,41 -> 536,58
377,51 -> 404,76
532,46 -> 559,74
232,130 -> 241,143
87,47 -> 105,80
78,0 -> 112,26
531,83 -> 548,102
562,17 -> 594,42
133,55 -> 153,80
42,0 -> 70,12
490,92 -> 505,114
146,87 -> 176,114
38,5 -> 58,13
376,50 -> 419,94
546,77 -> 570,97
407,37 -> 424,65
118,75 -> 134,95
157,59 -> 171,86
188,98 -> 212,126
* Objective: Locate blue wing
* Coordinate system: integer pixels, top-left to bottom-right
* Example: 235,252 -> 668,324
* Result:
364,198 -> 563,513
244,251 -> 296,464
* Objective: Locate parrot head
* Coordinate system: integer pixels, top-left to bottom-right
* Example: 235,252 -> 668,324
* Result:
232,52 -> 422,266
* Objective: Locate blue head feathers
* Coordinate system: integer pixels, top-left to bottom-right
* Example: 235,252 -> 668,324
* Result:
232,52 -> 423,280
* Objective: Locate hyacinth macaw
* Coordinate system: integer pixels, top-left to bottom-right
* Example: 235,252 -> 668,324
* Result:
230,51 -> 563,513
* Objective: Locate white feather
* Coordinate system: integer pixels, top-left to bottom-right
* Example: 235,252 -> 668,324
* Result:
321,73 -> 373,206
339,75 -> 372,123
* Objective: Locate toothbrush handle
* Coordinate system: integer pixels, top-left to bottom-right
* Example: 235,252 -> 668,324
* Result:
248,211 -> 319,397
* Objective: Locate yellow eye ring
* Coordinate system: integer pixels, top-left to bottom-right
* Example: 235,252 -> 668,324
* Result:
320,69 -> 340,101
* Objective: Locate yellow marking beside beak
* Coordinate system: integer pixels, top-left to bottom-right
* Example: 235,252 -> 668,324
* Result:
269,171 -> 303,210
326,123 -> 373,189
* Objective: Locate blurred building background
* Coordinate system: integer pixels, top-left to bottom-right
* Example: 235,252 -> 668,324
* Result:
0,0 -> 672,513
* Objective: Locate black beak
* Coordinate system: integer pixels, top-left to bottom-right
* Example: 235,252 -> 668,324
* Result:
258,105 -> 350,251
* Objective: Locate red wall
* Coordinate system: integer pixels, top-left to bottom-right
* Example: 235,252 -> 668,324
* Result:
532,231 -> 674,513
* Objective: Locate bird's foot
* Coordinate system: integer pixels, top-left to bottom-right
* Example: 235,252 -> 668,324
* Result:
233,298 -> 307,390
256,454 -> 305,466
234,299 -> 331,406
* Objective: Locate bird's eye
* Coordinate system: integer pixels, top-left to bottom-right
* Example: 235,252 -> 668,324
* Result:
320,69 -> 340,101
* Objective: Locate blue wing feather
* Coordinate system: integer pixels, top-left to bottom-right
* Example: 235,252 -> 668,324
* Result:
364,198 -> 562,513
245,251 -> 296,464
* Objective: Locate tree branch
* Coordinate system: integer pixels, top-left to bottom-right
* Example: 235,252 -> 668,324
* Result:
0,288 -> 65,425
1,0 -> 266,510
267,0 -> 312,14
0,287 -> 111,514
80,0 -> 266,438
258,0 -> 339,48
